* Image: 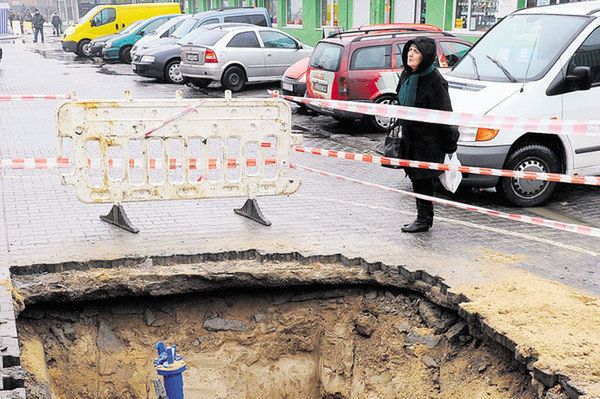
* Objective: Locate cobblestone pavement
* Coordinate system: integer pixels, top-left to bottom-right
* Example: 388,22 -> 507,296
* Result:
0,38 -> 598,298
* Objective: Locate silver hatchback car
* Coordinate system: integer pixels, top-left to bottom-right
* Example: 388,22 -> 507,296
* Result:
180,25 -> 312,91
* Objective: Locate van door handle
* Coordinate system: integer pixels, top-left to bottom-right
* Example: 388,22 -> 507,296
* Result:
115,23 -> 118,29
122,23 -> 125,28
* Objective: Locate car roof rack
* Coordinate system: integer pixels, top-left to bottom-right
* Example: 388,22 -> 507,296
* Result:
210,6 -> 258,11
327,27 -> 450,39
327,30 -> 452,43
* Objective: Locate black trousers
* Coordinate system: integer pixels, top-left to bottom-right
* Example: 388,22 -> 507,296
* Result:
34,27 -> 44,43
411,177 -> 434,215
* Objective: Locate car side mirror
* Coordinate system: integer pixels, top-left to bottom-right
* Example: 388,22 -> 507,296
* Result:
90,20 -> 95,27
296,42 -> 302,50
138,31 -> 145,36
566,66 -> 592,91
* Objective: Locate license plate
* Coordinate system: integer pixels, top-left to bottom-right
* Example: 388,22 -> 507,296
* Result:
282,82 -> 294,92
313,82 -> 328,92
186,53 -> 199,62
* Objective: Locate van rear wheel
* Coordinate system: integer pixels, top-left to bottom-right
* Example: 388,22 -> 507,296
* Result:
369,95 -> 398,132
76,39 -> 92,57
497,144 -> 560,207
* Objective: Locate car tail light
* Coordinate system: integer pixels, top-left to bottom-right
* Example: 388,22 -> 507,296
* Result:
205,49 -> 218,63
338,75 -> 348,98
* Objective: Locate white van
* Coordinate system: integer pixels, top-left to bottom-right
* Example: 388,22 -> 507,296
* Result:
446,1 -> 600,206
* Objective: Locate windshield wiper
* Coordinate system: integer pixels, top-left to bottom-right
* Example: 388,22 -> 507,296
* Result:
467,53 -> 480,80
486,55 -> 517,83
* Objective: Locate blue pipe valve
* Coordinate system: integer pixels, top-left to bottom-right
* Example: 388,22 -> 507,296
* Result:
154,342 -> 187,399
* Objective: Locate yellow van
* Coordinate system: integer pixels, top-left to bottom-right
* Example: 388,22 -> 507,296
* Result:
62,3 -> 181,57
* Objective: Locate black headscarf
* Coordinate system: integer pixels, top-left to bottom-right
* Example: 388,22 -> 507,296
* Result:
397,36 -> 438,107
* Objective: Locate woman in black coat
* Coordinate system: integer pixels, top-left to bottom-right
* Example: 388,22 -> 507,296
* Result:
396,36 -> 459,233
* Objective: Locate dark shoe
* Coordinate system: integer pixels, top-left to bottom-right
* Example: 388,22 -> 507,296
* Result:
401,218 -> 433,233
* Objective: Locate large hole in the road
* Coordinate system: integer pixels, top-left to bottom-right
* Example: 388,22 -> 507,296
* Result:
11,253 -> 539,398
17,285 -> 537,399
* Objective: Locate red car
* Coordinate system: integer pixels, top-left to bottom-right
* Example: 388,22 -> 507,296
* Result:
306,27 -> 472,131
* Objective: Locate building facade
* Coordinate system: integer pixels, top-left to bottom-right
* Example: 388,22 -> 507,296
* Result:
187,0 -> 578,45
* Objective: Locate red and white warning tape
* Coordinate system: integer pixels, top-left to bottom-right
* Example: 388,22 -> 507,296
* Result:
270,91 -> 600,137
290,163 -> 600,238
0,94 -> 74,102
296,145 -> 600,187
0,157 -> 277,170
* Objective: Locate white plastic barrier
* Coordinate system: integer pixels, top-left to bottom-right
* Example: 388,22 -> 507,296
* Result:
57,91 -> 301,232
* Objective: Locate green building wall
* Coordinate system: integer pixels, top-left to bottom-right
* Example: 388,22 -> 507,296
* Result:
187,0 -> 533,45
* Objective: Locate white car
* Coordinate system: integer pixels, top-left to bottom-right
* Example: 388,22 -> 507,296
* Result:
446,0 -> 600,206
180,25 -> 312,91
131,15 -> 191,59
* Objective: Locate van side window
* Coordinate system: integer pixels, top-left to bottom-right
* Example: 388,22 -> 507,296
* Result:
247,14 -> 268,27
351,45 -> 391,70
200,18 -> 219,26
92,8 -> 115,27
224,15 -> 249,23
227,32 -> 261,48
568,27 -> 600,85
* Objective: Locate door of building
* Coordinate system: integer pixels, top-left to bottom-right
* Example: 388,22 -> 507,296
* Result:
353,0 -> 370,27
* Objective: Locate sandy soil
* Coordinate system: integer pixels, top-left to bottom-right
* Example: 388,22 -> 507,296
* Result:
460,268 -> 600,397
18,287 -> 535,399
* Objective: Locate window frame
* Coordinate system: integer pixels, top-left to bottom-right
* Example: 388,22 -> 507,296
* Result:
286,0 -> 303,28
199,18 -> 219,26
320,0 -> 339,28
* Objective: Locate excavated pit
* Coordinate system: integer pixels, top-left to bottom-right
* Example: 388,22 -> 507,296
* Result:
10,252 -> 544,398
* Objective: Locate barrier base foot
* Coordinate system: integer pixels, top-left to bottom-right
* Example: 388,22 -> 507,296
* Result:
100,205 -> 140,234
234,199 -> 271,226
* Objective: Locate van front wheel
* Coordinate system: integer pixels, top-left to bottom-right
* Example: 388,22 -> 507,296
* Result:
76,39 -> 92,57
497,144 -> 560,207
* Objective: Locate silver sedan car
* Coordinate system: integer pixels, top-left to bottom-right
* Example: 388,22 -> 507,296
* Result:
179,25 -> 312,91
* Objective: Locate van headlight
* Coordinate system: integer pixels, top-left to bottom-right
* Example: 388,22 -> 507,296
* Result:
141,55 -> 155,63
459,126 -> 500,142
458,126 -> 477,142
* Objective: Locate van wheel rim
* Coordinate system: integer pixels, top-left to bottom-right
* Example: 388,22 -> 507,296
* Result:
511,159 -> 548,199
375,98 -> 395,129
82,42 -> 92,56
169,64 -> 182,83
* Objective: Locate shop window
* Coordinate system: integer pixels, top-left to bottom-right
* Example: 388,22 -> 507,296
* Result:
227,31 -> 261,48
286,0 -> 302,26
350,45 -> 392,70
321,0 -> 338,27
454,0 -> 499,31
264,0 -> 277,25
568,27 -> 600,85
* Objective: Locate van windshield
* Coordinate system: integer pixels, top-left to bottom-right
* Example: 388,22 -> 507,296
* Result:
78,7 -> 100,23
171,17 -> 198,38
449,14 -> 590,82
309,42 -> 343,72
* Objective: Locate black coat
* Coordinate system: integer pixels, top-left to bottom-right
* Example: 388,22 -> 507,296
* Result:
396,38 -> 459,181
